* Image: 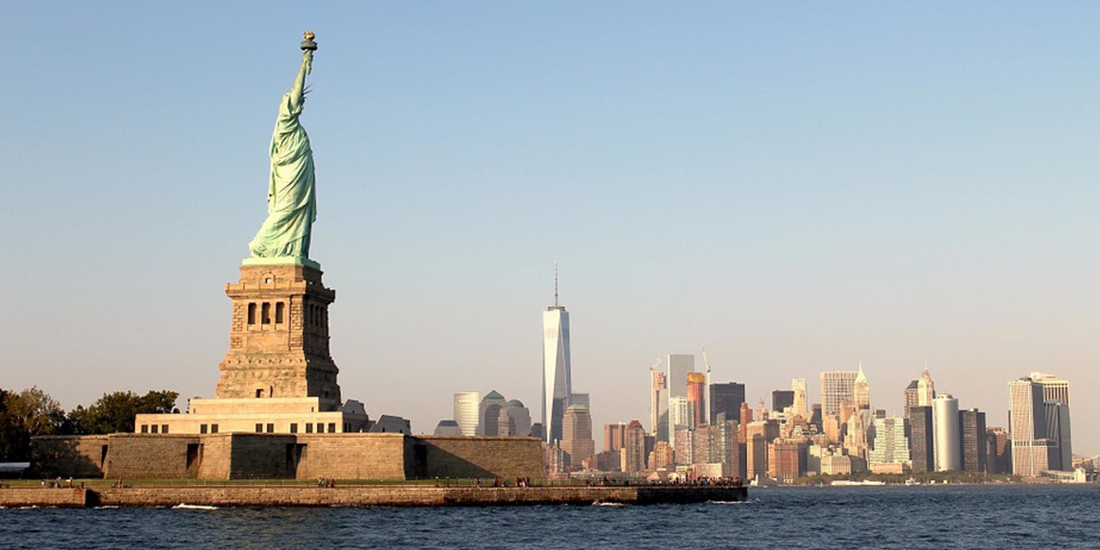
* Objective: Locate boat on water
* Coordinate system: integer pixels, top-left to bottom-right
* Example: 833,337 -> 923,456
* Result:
830,480 -> 887,487
173,503 -> 219,510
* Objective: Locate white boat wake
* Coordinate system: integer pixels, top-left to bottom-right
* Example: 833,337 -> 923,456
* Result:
173,503 -> 219,510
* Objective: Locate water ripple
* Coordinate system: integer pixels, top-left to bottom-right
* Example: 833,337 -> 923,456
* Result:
0,485 -> 1096,550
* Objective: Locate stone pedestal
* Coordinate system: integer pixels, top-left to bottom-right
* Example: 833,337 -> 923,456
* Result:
214,262 -> 342,410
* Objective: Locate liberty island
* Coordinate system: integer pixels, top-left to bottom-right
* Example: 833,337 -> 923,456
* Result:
21,34 -> 545,488
3,35 -> 745,507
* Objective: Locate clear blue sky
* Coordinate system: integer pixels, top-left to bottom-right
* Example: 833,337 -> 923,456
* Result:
4,3 -> 1099,455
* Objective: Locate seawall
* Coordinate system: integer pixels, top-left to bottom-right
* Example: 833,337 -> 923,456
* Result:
1,485 -> 746,508
0,488 -> 89,508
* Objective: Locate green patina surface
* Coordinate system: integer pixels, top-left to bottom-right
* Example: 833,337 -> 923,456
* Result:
248,46 -> 318,264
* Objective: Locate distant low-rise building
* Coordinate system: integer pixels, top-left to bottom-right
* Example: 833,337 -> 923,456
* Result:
434,420 -> 461,436
820,452 -> 852,476
368,415 -> 411,434
591,450 -> 621,472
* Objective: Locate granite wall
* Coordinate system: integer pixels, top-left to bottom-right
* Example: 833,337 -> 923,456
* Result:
31,435 -> 109,478
104,434 -> 202,479
32,433 -> 542,481
295,433 -> 407,480
411,436 -> 542,480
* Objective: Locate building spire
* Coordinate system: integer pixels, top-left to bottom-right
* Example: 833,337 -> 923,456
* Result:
554,261 -> 559,307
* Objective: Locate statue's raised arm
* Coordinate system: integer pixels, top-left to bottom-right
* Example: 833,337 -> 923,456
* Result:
247,33 -> 320,265
287,33 -> 316,114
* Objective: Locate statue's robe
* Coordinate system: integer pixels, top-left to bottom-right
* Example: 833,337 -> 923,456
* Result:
249,82 -> 316,259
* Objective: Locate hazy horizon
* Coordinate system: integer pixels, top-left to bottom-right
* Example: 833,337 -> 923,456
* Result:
4,3 -> 1098,456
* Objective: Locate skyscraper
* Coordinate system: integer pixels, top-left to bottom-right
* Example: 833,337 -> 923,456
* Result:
1031,372 -> 1070,404
568,393 -> 590,408
902,380 -> 919,420
791,378 -> 808,419
649,441 -> 674,471
916,368 -> 935,406
686,372 -> 707,428
909,405 -> 934,473
667,354 -> 695,401
770,440 -> 806,482
542,275 -> 572,444
745,420 -> 779,480
1043,401 -> 1065,470
453,391 -> 480,437
739,402 -> 753,436
1030,372 -> 1072,471
655,388 -> 669,443
772,390 -> 795,413
710,382 -> 746,425
853,364 -> 871,412
478,390 -> 506,436
621,420 -> 647,473
713,412 -> 739,477
986,427 -> 1011,474
810,403 -> 823,431
497,399 -> 532,437
604,422 -> 626,454
820,370 -> 858,416
933,394 -> 961,472
869,416 -> 910,473
650,369 -> 667,437
960,408 -> 987,473
561,404 -> 594,467
663,354 -> 694,446
668,396 -> 690,452
843,407 -> 869,460
674,425 -> 695,465
1008,377 -> 1057,476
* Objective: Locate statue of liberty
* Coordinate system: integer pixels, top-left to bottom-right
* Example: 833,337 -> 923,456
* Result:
248,33 -> 319,263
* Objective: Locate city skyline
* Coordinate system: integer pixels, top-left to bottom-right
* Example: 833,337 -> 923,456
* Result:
5,4 -> 1100,457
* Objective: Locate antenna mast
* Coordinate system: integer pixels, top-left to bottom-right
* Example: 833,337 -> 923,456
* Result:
554,262 -> 559,307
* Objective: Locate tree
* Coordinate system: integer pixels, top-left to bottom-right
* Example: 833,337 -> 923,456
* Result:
68,390 -> 179,435
0,387 -> 68,461
138,390 -> 179,415
0,388 -> 17,460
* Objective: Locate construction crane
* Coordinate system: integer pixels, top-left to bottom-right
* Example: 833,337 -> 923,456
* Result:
702,348 -> 713,423
648,357 -> 663,373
